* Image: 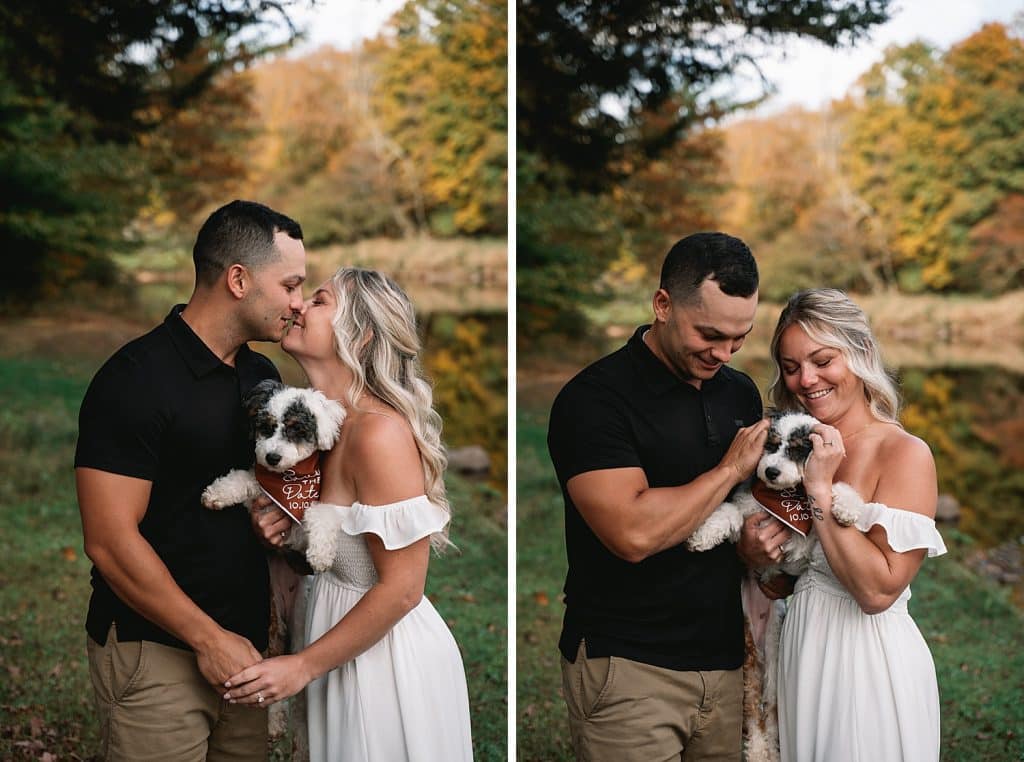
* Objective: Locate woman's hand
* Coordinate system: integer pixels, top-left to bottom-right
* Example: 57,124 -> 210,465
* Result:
803,424 -> 845,496
737,512 -> 793,568
250,501 -> 294,549
223,654 -> 311,707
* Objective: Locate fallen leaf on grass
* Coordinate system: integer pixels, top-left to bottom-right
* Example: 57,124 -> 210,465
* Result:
61,547 -> 77,561
459,593 -> 476,603
533,591 -> 549,606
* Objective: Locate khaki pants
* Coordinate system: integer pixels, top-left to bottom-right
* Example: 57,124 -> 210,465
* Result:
561,641 -> 742,762
87,626 -> 268,761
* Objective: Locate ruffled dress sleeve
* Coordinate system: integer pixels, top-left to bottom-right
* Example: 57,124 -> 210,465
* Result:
337,495 -> 450,550
853,502 -> 947,557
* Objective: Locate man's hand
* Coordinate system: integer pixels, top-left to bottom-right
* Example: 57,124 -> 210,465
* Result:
194,628 -> 263,687
720,419 -> 770,482
737,511 -> 793,568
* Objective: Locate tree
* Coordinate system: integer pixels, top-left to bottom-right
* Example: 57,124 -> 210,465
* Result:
517,1 -> 894,336
375,0 -> 507,237
518,0 -> 893,191
0,1 -> 304,305
841,23 -> 1024,293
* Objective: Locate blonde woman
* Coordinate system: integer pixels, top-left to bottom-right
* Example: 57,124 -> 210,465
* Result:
223,268 -> 473,761
768,289 -> 946,762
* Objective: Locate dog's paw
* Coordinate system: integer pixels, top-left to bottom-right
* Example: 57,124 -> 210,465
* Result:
830,482 -> 863,527
303,504 -> 342,572
687,503 -> 743,551
202,484 -> 229,510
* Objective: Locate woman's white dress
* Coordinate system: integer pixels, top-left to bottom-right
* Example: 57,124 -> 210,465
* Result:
778,503 -> 947,762
303,496 -> 473,762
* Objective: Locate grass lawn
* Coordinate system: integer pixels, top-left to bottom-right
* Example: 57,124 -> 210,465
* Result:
0,355 -> 507,761
516,391 -> 1024,762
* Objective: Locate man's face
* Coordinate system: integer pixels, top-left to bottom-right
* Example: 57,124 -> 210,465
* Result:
653,278 -> 758,386
242,231 -> 307,342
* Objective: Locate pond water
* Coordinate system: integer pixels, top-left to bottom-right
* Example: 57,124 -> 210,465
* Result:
133,261 -> 508,486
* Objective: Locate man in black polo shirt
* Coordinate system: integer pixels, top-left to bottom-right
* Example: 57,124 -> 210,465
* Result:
75,200 -> 306,760
548,232 -> 791,760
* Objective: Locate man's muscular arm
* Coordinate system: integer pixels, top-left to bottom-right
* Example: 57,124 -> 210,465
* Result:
567,419 -> 769,562
77,468 -> 263,685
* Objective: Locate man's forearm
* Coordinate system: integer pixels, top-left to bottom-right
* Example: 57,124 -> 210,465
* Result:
87,533 -> 225,649
617,462 -> 743,561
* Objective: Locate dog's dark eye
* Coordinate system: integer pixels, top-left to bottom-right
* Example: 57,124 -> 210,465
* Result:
764,435 -> 781,454
254,413 -> 276,438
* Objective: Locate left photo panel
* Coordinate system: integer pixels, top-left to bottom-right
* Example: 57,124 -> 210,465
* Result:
0,1 -> 508,760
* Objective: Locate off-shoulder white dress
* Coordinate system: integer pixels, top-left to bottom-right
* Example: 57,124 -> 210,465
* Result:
302,497 -> 473,762
778,504 -> 947,762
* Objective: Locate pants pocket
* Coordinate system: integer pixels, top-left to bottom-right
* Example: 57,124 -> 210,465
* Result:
577,642 -> 616,719
93,627 -> 147,705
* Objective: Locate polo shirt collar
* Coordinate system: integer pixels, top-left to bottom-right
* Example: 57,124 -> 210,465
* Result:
627,324 -> 724,395
165,304 -> 256,378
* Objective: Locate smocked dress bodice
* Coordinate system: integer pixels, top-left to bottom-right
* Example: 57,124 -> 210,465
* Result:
311,496 -> 450,589
794,501 -> 948,613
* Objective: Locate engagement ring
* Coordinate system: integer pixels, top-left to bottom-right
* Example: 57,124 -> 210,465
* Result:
257,692 -> 264,704
823,441 -> 835,446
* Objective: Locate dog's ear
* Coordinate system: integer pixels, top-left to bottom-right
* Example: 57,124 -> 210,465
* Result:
244,379 -> 285,418
303,389 -> 346,450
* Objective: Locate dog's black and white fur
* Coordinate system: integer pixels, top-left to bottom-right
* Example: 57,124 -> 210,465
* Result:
687,412 -> 866,762
201,379 -> 345,514
201,379 -> 344,746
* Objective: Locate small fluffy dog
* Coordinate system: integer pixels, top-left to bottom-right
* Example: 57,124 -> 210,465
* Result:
687,412 -> 864,577
202,379 -> 346,521
201,379 -> 345,744
687,412 -> 866,762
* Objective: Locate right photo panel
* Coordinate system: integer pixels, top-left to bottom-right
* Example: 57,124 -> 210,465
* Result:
516,1 -> 1024,760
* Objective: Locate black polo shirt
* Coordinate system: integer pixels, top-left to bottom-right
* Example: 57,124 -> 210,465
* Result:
548,325 -> 763,671
75,305 -> 277,652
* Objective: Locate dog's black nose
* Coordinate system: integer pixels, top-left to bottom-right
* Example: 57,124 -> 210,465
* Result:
265,452 -> 282,467
764,466 -> 780,482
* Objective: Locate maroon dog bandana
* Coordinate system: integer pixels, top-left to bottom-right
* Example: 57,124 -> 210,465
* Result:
751,480 -> 814,536
255,452 -> 321,523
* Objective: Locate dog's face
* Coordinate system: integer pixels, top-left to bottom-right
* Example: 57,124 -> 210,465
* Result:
756,412 -> 820,489
243,380 -> 346,472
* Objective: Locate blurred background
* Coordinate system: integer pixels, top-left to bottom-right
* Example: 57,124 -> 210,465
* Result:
0,1 -> 507,759
517,1 -> 1024,759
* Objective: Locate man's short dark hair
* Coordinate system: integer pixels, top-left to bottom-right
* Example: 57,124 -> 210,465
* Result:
193,200 -> 304,287
659,232 -> 758,305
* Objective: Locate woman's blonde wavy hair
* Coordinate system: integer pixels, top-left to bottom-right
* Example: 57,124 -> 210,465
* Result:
327,267 -> 451,551
768,288 -> 902,425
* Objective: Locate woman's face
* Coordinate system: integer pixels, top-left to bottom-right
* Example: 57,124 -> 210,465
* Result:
282,280 -> 337,360
777,323 -> 864,423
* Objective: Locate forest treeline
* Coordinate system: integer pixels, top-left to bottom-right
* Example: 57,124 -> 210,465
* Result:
0,0 -> 506,307
518,1 -> 1024,335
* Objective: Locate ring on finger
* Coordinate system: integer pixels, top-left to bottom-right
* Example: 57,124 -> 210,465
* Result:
257,692 -> 264,704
